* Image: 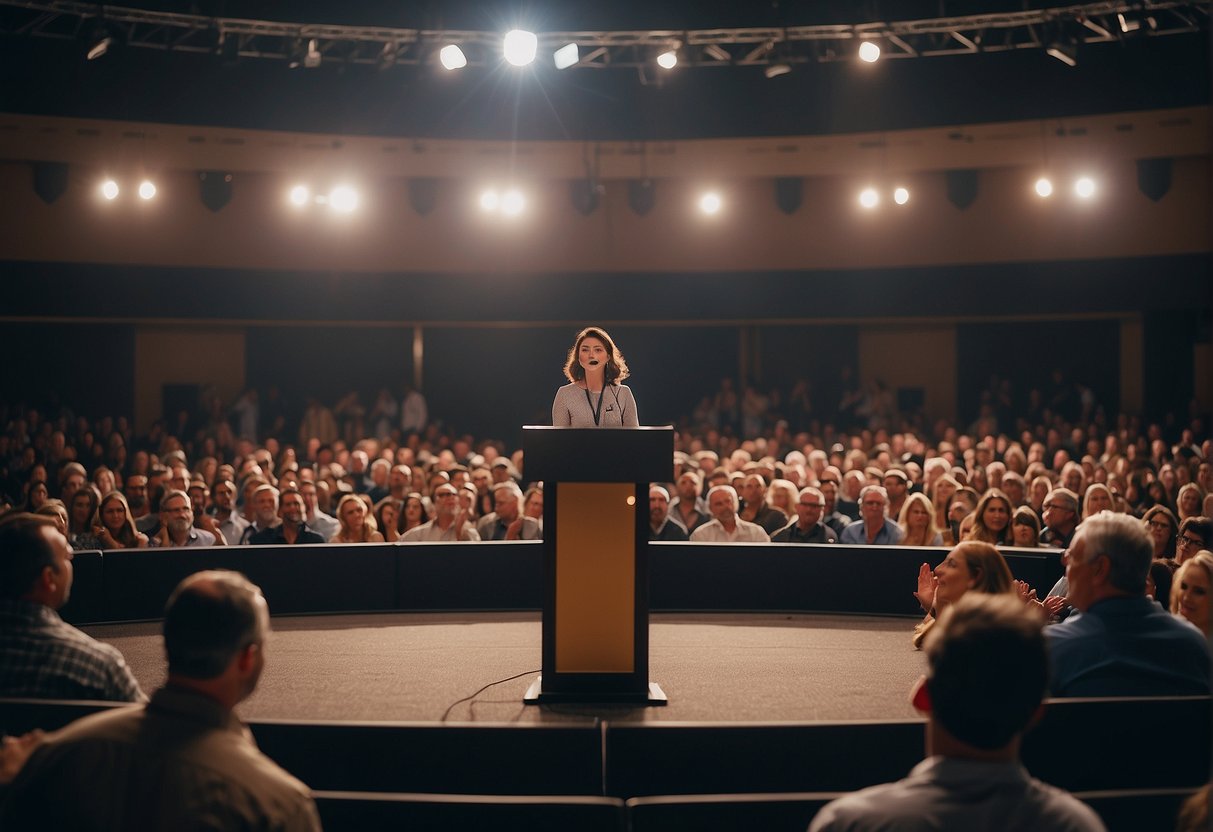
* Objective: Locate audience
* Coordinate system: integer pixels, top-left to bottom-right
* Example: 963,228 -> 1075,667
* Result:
840,485 -> 905,545
811,594 -> 1104,831
0,570 -> 322,831
1170,550 -> 1212,638
771,486 -> 837,544
689,484 -> 770,543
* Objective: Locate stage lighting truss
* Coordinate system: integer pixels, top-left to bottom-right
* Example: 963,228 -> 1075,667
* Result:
0,1 -> 1204,71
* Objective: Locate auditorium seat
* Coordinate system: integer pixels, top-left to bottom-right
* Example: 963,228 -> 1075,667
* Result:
313,791 -> 626,832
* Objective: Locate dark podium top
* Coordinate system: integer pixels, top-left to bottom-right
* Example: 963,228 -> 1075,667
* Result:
523,426 -> 674,484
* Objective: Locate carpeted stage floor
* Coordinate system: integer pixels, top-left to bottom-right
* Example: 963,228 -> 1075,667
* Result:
84,612 -> 928,724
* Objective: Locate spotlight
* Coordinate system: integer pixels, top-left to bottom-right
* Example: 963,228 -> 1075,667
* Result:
858,41 -> 881,63
479,189 -> 500,211
501,189 -> 525,216
329,185 -> 358,213
1046,42 -> 1077,67
100,179 -> 119,200
858,187 -> 879,209
138,180 -> 156,200
289,185 -> 310,206
698,192 -> 722,215
893,187 -> 910,205
85,22 -> 115,61
656,49 -> 678,69
440,44 -> 467,70
503,30 -> 537,66
764,61 -> 791,79
1034,177 -> 1054,198
553,42 -> 579,70
1074,177 -> 1096,199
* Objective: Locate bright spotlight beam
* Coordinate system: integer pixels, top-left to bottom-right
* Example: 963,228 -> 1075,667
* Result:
858,41 -> 881,63
698,192 -> 722,215
553,42 -> 579,69
329,185 -> 358,213
1035,178 -> 1054,198
138,180 -> 156,200
289,185 -> 310,206
100,180 -> 119,200
893,187 -> 910,205
501,189 -> 525,216
656,49 -> 678,69
503,30 -> 537,66
440,44 -> 467,70
858,187 -> 879,209
1074,177 -> 1096,199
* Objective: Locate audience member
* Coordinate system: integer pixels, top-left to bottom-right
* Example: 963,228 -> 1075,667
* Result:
1170,551 -> 1212,638
93,491 -> 149,549
771,487 -> 837,544
912,541 -> 1017,649
0,570 -> 321,831
1045,512 -> 1211,696
897,492 -> 942,547
1175,516 -> 1211,564
152,489 -> 219,547
1039,488 -> 1079,548
1141,504 -> 1178,559
737,474 -> 788,536
689,485 -> 769,543
0,514 -> 144,701
330,493 -> 384,543
841,485 -> 905,545
811,594 -> 1104,832
298,479 -> 340,541
647,485 -> 688,541
401,483 -> 480,541
669,471 -> 710,535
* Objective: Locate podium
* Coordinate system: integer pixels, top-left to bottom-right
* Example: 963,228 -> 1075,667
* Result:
521,426 -> 674,704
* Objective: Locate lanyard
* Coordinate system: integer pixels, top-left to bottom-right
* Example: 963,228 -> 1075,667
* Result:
584,387 -> 605,426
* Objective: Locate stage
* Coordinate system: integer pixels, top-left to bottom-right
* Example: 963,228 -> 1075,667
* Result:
84,611 -> 927,724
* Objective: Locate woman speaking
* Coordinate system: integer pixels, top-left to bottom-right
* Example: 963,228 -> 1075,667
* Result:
552,326 -> 639,427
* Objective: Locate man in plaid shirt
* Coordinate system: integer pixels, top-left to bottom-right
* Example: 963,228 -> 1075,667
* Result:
0,514 -> 144,702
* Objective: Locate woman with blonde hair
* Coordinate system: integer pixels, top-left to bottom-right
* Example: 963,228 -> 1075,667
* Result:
912,541 -> 1016,648
1176,483 -> 1206,522
898,492 -> 942,547
965,488 -> 1014,546
767,479 -> 800,521
1170,551 -> 1212,638
930,474 -> 960,532
331,493 -> 384,544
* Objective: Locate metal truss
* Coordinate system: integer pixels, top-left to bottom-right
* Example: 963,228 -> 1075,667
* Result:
0,1 -> 1206,70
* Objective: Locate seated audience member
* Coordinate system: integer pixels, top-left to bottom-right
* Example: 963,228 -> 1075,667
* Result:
898,492 -> 943,547
965,489 -> 1014,546
152,490 -> 219,547
297,479 -> 339,542
931,474 -> 961,532
0,514 -> 144,701
1046,512 -> 1211,696
66,486 -> 101,550
648,485 -> 688,541
33,501 -> 69,538
1141,504 -> 1178,559
1000,470 -> 1026,508
209,479 -> 250,545
400,491 -> 429,535
943,488 -> 979,546
811,595 -> 1104,832
1175,516 -> 1212,564
92,491 -> 149,549
1177,482 -> 1205,522
249,488 -> 325,545
400,483 -> 480,542
374,498 -> 401,543
19,481 -> 49,513
772,487 -> 837,544
912,541 -> 1017,649
883,468 -> 910,523
1010,506 -> 1044,548
186,481 -> 226,545
330,494 -> 384,543
818,479 -> 851,536
522,485 -> 544,523
239,483 -> 281,543
1081,483 -> 1114,519
1039,488 -> 1079,548
0,570 -> 321,831
840,485 -> 906,546
669,471 -> 709,534
767,478 -> 801,522
689,485 -> 770,543
476,481 -> 542,541
1170,551 -> 1212,638
737,474 -> 789,536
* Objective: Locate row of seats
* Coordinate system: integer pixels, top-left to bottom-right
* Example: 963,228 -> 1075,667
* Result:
4,696 -> 1207,797
312,787 -> 1200,832
57,541 -> 1064,624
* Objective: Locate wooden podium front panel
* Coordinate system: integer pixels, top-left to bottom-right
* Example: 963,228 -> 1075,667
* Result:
554,482 -> 636,673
